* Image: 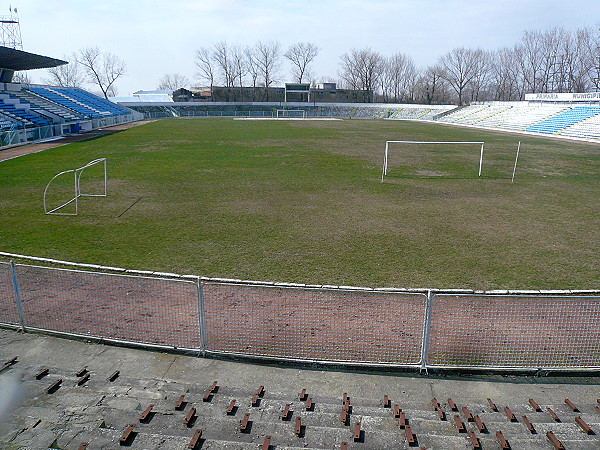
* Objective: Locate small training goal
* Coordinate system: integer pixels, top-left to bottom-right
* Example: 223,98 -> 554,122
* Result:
276,109 -> 306,119
43,158 -> 107,215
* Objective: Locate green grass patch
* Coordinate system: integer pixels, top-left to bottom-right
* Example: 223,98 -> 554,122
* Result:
1,118 -> 598,290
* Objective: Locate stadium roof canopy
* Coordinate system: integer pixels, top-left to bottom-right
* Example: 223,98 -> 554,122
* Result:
0,45 -> 67,71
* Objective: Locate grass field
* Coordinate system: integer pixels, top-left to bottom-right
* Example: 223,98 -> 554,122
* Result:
1,118 -> 598,290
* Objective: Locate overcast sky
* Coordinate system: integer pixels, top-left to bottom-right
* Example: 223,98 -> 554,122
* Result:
9,0 -> 600,96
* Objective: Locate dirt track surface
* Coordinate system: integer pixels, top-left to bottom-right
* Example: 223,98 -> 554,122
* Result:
0,120 -> 155,162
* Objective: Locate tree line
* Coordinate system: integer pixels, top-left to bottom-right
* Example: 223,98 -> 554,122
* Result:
42,26 -> 599,104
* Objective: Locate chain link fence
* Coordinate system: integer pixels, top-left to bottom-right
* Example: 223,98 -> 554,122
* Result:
427,294 -> 600,368
11,264 -> 201,349
202,282 -> 426,365
1,259 -> 598,370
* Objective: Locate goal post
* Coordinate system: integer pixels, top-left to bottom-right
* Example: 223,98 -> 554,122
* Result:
77,158 -> 107,197
381,141 -> 485,182
276,109 -> 306,119
44,158 -> 107,215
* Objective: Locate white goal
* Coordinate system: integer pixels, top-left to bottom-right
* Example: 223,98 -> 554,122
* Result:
276,109 -> 306,119
381,141 -> 485,182
44,158 -> 107,215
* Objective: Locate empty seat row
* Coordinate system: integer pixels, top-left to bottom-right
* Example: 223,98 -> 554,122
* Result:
12,90 -> 83,121
27,87 -> 106,119
0,98 -> 50,128
526,107 -> 600,134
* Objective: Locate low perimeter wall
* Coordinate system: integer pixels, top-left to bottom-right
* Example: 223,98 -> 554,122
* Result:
1,257 -> 598,371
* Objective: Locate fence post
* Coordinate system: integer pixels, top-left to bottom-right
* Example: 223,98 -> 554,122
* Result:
9,261 -> 26,332
420,289 -> 434,373
197,278 -> 207,355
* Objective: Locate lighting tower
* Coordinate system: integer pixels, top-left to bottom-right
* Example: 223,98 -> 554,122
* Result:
0,7 -> 22,50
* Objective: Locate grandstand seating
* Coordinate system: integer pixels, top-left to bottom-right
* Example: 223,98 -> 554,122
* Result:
433,102 -> 600,137
472,105 -> 517,128
560,112 -> 600,140
526,106 -> 600,135
11,89 -> 83,121
27,87 -> 106,119
0,94 -> 50,129
495,105 -> 569,131
436,105 -> 489,124
0,84 -> 138,147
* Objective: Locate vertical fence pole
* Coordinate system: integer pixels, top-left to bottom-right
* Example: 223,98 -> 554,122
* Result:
420,289 -> 434,373
9,261 -> 26,332
197,278 -> 207,355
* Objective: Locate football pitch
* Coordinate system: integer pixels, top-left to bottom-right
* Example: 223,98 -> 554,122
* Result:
1,118 -> 598,290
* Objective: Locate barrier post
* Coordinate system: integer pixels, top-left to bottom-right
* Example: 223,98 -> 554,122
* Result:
9,261 -> 26,332
420,289 -> 434,373
197,278 -> 207,354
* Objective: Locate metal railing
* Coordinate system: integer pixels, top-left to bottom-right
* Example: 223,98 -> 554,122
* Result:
1,259 -> 598,371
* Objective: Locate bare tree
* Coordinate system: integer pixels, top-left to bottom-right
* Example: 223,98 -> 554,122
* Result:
285,42 -> 319,84
489,48 -> 522,101
213,41 -> 236,88
12,72 -> 32,85
583,26 -> 600,91
414,65 -> 448,104
380,53 -> 417,102
76,47 -> 126,99
194,47 -> 215,89
157,73 -> 190,90
231,44 -> 247,89
244,45 -> 261,101
42,54 -> 85,87
339,48 -> 384,100
252,41 -> 281,100
438,47 -> 487,105
559,28 -> 596,92
465,51 -> 491,102
514,30 -> 546,94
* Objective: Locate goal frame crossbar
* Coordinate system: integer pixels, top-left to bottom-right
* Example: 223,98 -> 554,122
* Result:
44,158 -> 107,215
381,141 -> 485,182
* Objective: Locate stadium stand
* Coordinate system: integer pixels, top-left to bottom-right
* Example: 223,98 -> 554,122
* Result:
431,101 -> 600,141
0,94 -> 50,129
492,104 -> 569,131
561,112 -> 600,140
0,47 -> 140,147
123,102 -> 454,121
526,106 -> 600,135
0,84 -> 140,147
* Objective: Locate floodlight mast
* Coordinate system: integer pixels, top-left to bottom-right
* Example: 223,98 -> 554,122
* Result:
381,141 -> 485,182
0,8 -> 23,50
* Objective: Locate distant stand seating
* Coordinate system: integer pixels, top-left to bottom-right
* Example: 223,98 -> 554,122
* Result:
432,102 -> 600,141
560,112 -> 600,140
526,106 -> 600,135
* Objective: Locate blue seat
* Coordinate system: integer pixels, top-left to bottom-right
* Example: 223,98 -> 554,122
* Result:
526,107 -> 600,134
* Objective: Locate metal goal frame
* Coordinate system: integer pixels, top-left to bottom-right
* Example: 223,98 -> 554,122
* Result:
43,158 -> 107,215
276,109 -> 306,119
381,141 -> 485,182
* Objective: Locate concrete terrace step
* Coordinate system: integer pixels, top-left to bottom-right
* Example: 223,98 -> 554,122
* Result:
1,329 -> 599,449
